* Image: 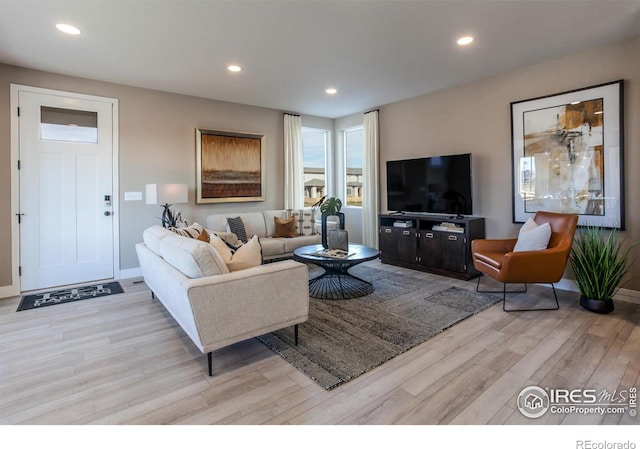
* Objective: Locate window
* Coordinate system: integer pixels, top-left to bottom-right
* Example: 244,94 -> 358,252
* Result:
41,106 -> 98,143
302,127 -> 329,207
344,127 -> 363,207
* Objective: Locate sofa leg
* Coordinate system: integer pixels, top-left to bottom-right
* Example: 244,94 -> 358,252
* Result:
207,352 -> 213,376
151,291 -> 155,300
294,324 -> 299,346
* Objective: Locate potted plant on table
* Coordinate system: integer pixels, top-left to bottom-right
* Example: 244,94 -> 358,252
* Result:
316,196 -> 345,249
570,224 -> 640,314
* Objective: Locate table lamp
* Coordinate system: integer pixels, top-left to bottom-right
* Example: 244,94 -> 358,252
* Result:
146,183 -> 188,228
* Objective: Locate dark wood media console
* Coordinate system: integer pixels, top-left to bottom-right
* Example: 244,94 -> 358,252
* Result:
379,213 -> 485,280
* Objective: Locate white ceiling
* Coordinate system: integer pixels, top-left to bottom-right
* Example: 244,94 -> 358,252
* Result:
1,0 -> 639,118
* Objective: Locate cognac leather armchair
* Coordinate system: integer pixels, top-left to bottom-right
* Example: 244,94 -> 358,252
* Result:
472,211 -> 578,311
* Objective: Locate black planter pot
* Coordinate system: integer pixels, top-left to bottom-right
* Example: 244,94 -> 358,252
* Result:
579,295 -> 614,314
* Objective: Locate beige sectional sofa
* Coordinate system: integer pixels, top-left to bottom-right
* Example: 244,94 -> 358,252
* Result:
205,209 -> 328,261
135,225 -> 309,376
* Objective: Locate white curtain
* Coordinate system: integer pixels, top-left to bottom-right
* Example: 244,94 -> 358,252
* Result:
362,110 -> 380,248
284,114 -> 304,209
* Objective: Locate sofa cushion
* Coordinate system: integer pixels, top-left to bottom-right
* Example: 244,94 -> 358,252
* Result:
205,214 -> 232,233
259,238 -> 286,257
273,216 -> 298,238
143,225 -> 175,256
205,213 -> 267,239
283,234 -> 322,253
160,234 -> 229,278
242,212 -> 268,238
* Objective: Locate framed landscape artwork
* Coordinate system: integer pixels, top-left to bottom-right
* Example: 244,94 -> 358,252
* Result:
511,80 -> 624,228
196,128 -> 266,203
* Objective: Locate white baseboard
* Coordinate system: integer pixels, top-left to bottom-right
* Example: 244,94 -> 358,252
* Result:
613,287 -> 640,305
0,284 -> 19,299
119,267 -> 142,280
545,278 -> 640,305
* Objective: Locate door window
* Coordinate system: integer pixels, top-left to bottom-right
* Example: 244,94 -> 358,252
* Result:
41,106 -> 98,143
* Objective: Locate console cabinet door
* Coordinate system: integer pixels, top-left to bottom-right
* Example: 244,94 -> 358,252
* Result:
419,231 -> 442,268
397,229 -> 417,263
441,233 -> 466,273
379,226 -> 399,260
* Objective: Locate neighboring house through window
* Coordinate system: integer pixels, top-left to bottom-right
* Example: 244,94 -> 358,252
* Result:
344,126 -> 364,207
302,127 -> 329,207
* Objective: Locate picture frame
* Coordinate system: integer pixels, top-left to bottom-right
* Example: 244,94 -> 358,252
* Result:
196,128 -> 266,203
511,80 -> 624,228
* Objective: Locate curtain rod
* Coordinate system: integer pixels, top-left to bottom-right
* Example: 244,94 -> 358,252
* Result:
364,109 -> 379,115
284,113 -> 301,117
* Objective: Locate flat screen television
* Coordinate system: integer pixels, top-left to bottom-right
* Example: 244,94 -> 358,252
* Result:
386,153 -> 473,216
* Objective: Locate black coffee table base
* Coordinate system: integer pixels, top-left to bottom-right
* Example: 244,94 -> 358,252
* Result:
309,263 -> 374,300
293,244 -> 380,300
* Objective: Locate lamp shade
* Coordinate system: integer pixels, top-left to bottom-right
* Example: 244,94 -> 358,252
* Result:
146,184 -> 188,205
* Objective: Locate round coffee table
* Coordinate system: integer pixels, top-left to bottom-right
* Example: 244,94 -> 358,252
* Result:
293,244 -> 380,300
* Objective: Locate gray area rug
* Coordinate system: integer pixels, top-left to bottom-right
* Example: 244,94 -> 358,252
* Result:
257,265 -> 500,390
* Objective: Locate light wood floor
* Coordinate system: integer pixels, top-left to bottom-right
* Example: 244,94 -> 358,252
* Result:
1,261 -> 638,425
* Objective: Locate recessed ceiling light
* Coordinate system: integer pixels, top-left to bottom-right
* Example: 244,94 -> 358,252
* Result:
571,101 -> 581,105
56,23 -> 81,35
456,35 -> 474,46
325,88 -> 337,95
228,65 -> 242,72
594,111 -> 603,115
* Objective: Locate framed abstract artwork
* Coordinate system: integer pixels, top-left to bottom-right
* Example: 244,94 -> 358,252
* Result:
511,80 -> 624,228
196,128 -> 266,203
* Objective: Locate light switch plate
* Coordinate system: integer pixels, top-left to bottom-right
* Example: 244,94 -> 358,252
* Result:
124,191 -> 143,201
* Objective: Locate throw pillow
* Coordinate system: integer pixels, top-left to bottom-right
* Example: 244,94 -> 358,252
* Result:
197,228 -> 210,243
170,223 -> 204,239
209,233 -> 234,262
211,234 -> 263,272
273,216 -> 297,238
227,216 -> 248,243
513,218 -> 552,252
208,230 -> 242,253
290,209 -> 316,236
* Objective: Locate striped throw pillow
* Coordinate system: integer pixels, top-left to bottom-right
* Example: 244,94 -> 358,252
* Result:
227,217 -> 248,243
289,209 -> 316,236
169,223 -> 204,239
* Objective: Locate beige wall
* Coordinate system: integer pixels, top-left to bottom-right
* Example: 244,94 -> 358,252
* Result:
0,63 -> 310,284
1,34 -> 639,291
379,34 -> 640,290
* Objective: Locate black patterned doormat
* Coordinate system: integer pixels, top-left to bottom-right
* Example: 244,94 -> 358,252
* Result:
17,282 -> 124,312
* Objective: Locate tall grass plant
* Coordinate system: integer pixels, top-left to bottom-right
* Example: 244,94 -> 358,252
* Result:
570,225 -> 640,300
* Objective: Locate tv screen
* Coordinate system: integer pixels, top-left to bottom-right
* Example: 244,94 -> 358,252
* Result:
386,153 -> 473,216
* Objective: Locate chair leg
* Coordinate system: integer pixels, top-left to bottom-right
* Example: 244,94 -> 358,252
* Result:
294,324 -> 299,346
476,274 -> 526,295
477,275 -> 557,312
503,283 -> 559,312
207,352 -> 213,376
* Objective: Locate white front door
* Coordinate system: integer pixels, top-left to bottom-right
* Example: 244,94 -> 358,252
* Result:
18,88 -> 116,291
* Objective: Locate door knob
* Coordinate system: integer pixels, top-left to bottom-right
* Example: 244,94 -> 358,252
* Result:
104,211 -> 112,216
